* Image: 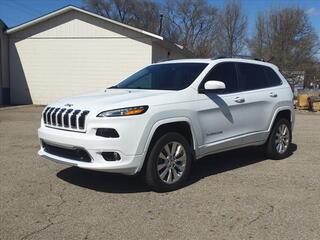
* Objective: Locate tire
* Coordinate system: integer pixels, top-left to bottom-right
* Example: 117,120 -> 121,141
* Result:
144,132 -> 193,192
266,118 -> 292,160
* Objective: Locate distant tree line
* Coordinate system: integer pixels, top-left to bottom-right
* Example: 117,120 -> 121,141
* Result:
84,0 -> 320,81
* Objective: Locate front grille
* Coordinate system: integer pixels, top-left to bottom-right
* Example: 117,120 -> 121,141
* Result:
42,141 -> 91,162
43,107 -> 90,132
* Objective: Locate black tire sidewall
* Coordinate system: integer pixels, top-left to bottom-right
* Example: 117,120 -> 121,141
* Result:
145,132 -> 192,192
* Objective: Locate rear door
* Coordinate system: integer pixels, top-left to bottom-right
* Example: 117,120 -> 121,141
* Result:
236,62 -> 280,133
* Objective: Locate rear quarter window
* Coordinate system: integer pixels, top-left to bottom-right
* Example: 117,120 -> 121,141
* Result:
263,66 -> 282,87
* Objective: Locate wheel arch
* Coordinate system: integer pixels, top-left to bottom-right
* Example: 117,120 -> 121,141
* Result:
145,118 -> 197,152
138,118 -> 197,173
268,107 -> 293,133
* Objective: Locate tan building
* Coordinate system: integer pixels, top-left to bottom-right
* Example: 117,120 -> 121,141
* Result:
0,6 -> 190,105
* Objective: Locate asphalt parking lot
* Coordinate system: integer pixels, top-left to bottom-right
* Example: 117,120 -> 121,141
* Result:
0,106 -> 319,240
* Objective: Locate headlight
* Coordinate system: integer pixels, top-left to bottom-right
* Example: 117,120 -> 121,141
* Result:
97,106 -> 149,117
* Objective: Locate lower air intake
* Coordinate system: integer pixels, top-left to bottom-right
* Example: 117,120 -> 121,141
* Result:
42,141 -> 91,162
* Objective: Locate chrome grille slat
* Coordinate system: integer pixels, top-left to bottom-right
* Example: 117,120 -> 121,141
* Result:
61,109 -> 68,128
63,109 -> 73,127
57,108 -> 66,127
68,110 -> 73,129
43,107 -> 51,124
52,108 -> 60,126
78,111 -> 89,129
43,107 -> 90,132
71,110 -> 81,128
46,108 -> 54,125
50,108 -> 55,125
55,109 -> 59,126
76,113 -> 80,129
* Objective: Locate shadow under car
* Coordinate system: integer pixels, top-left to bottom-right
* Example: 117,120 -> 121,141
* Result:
56,143 -> 297,193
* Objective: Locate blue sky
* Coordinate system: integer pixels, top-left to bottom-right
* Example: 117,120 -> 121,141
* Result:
0,0 -> 319,37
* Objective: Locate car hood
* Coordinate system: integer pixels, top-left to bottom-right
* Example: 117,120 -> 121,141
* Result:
50,89 -> 173,112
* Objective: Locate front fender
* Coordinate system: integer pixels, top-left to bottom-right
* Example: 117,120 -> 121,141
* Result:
135,117 -> 198,172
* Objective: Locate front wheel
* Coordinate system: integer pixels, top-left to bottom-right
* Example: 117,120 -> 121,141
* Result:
144,132 -> 192,192
266,118 -> 292,159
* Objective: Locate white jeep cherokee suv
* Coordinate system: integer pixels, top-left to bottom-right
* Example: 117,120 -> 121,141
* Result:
38,57 -> 294,191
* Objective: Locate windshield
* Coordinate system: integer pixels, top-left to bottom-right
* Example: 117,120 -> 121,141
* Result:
113,63 -> 208,90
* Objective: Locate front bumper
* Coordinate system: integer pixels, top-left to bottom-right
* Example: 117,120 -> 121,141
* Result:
38,126 -> 145,175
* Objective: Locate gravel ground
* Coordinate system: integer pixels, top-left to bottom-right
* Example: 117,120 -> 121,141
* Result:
0,106 -> 319,240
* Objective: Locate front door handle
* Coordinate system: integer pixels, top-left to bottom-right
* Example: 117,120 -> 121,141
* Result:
234,97 -> 245,103
270,92 -> 278,98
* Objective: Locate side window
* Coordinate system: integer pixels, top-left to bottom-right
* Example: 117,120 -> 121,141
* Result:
263,66 -> 282,87
237,63 -> 269,91
203,62 -> 238,93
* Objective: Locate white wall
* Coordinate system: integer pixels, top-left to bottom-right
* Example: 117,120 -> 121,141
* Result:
9,10 -> 152,105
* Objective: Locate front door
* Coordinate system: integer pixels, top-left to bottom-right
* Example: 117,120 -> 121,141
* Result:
196,62 -> 250,155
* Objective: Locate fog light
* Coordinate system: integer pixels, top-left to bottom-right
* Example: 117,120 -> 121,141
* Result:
101,152 -> 121,161
96,128 -> 119,138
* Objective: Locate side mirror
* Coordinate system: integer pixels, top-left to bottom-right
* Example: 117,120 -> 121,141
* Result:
204,80 -> 226,90
199,80 -> 226,93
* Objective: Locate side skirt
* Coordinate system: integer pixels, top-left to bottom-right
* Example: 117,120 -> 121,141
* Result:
196,131 -> 268,159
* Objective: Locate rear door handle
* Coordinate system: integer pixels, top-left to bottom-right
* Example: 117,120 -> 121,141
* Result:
234,97 -> 245,103
270,92 -> 278,98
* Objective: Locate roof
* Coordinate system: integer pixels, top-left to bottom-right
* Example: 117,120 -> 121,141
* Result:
4,5 -> 191,57
155,58 -> 212,64
155,58 -> 279,69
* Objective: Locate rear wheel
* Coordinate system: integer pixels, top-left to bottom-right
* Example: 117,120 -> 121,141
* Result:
266,118 -> 292,159
144,132 -> 192,192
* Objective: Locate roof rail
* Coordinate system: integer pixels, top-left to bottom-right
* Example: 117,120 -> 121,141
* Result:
213,55 -> 265,62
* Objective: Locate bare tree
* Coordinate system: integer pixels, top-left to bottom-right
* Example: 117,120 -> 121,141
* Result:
84,0 -> 220,57
84,0 -> 161,33
130,1 -> 161,33
84,0 -> 113,18
250,15 -> 268,58
216,0 -> 247,56
161,0 -> 219,57
84,0 -> 132,23
250,7 -> 320,71
84,0 -> 249,57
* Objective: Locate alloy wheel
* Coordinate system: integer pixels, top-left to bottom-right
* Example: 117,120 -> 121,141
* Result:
275,124 -> 290,154
157,141 -> 187,184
